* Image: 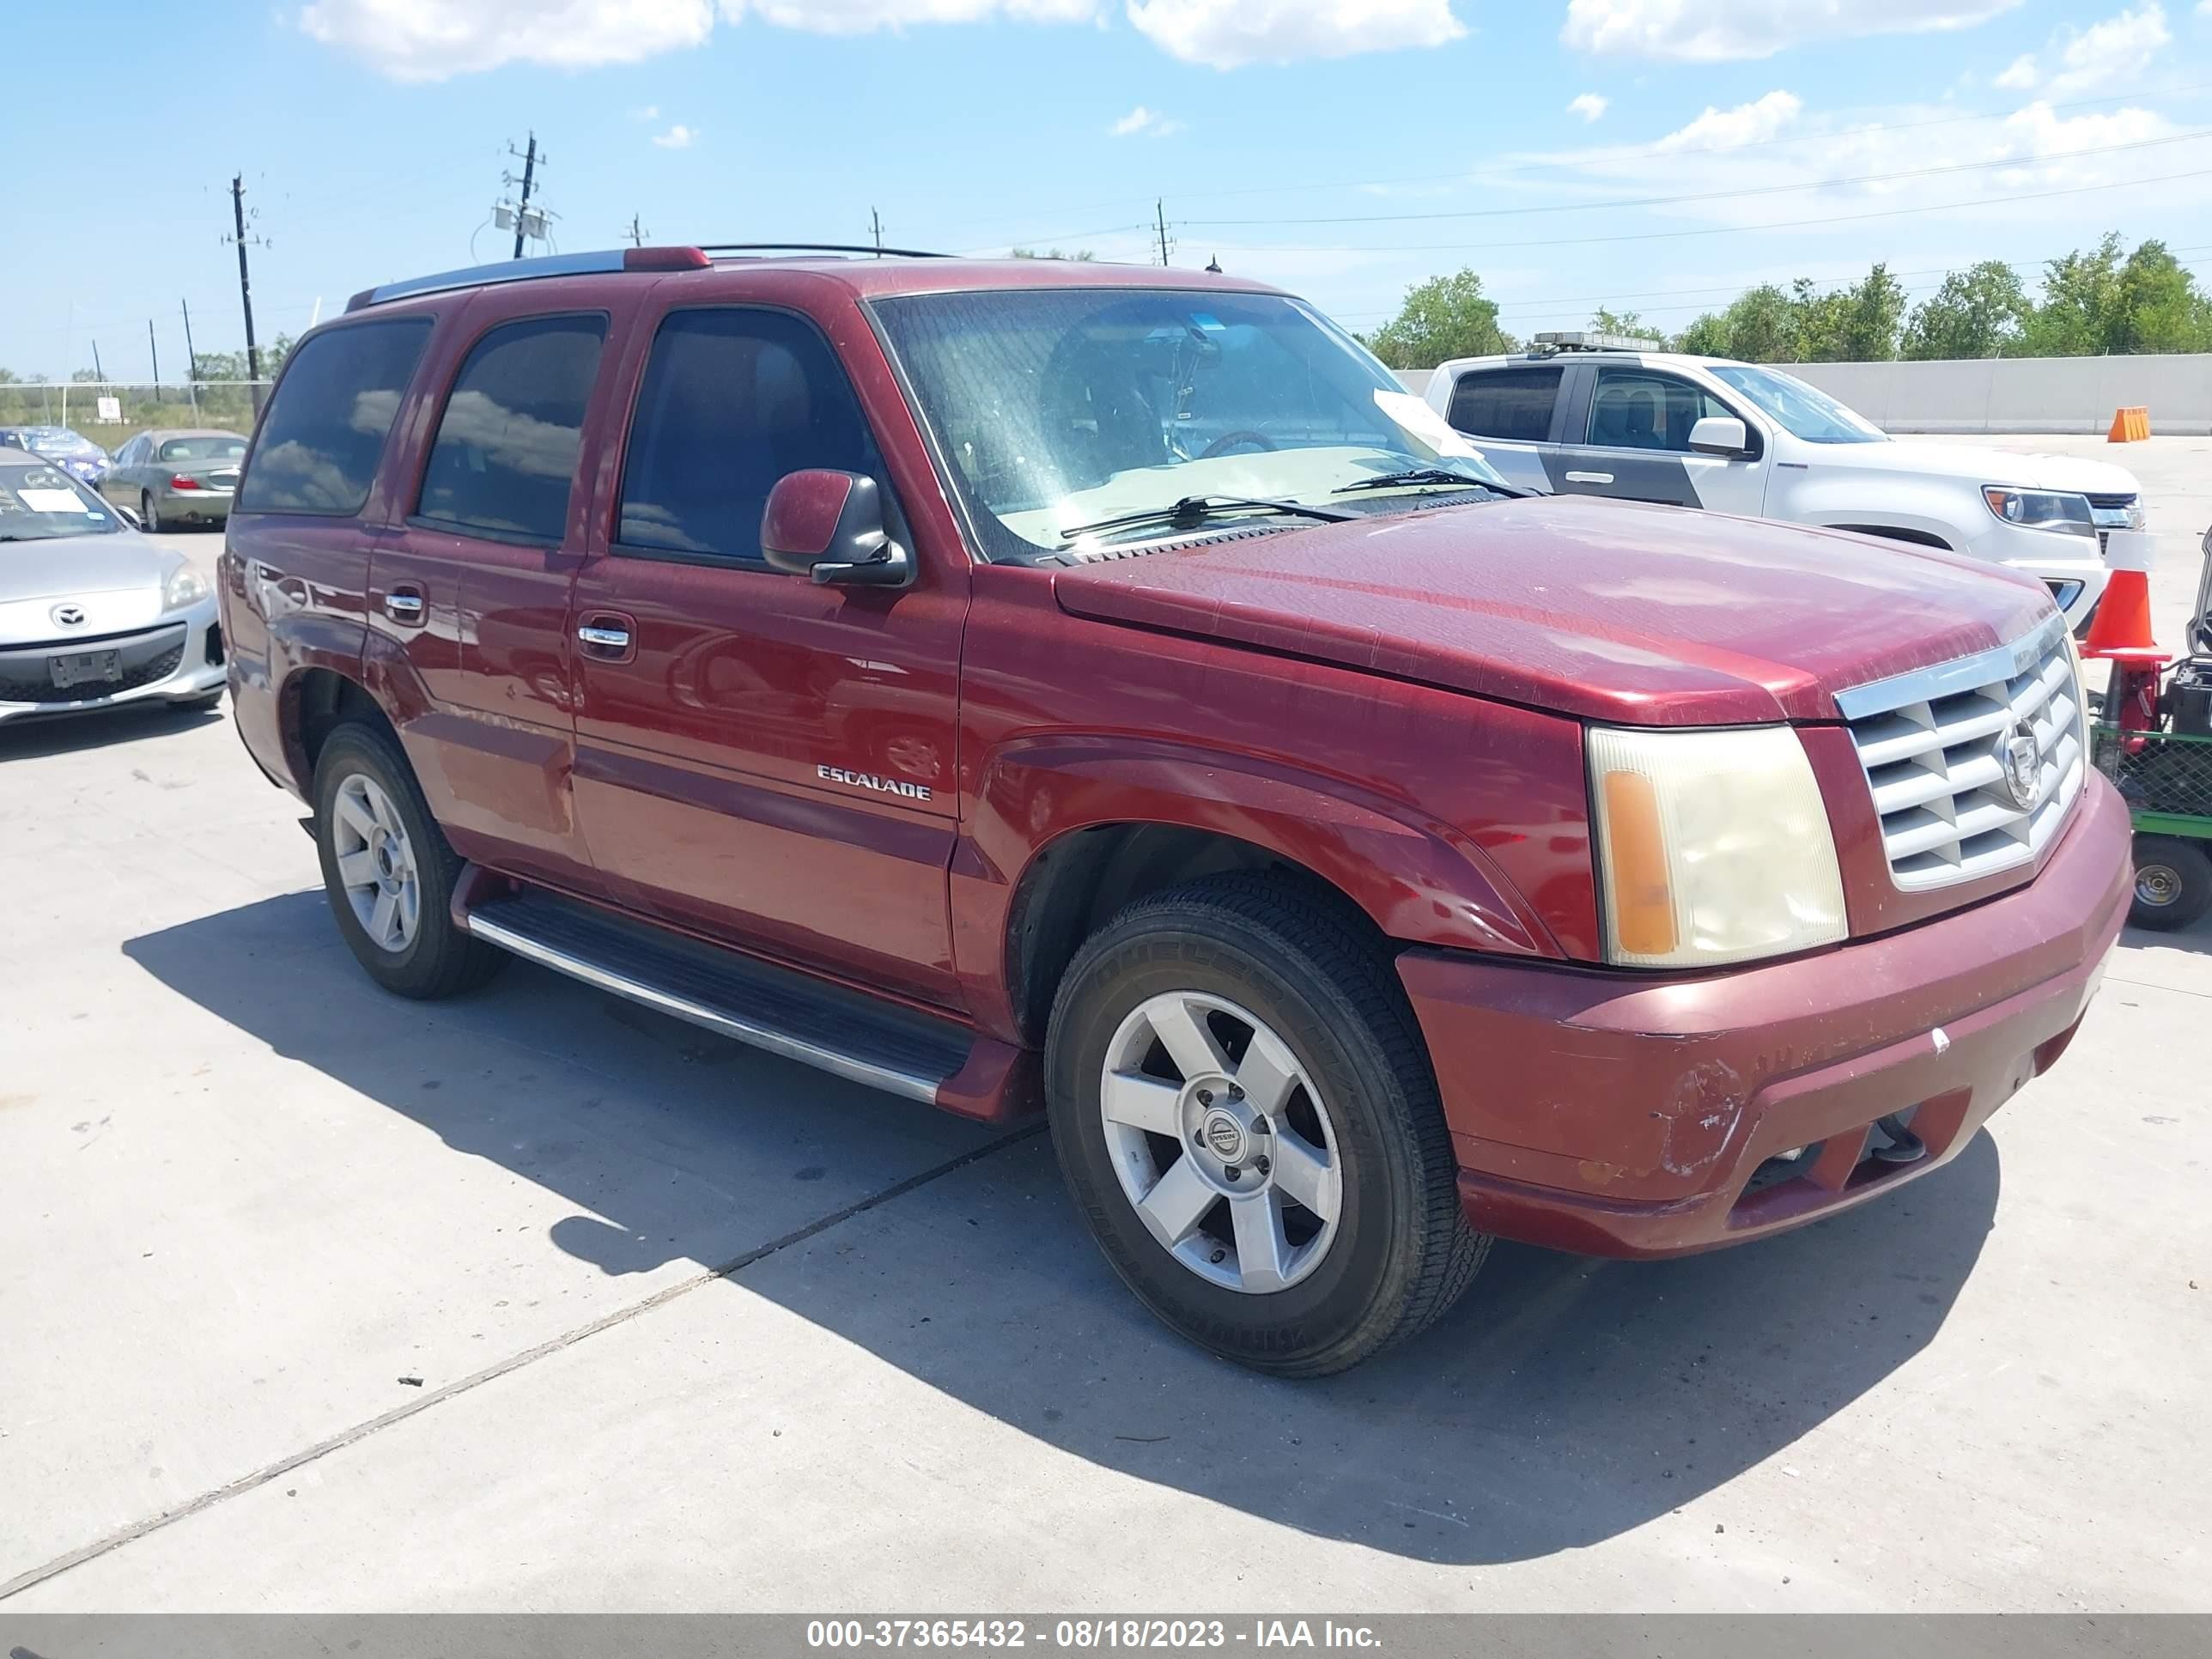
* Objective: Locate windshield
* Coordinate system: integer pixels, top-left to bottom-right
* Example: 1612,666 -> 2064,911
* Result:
1708,364 -> 1887,445
0,465 -> 125,541
872,288 -> 1510,556
159,434 -> 247,463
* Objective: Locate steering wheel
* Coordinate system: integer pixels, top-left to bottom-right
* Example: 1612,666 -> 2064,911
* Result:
1198,429 -> 1278,459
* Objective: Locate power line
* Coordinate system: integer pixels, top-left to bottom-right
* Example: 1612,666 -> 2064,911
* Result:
1208,164 -> 2212,255
1185,128 -> 2212,228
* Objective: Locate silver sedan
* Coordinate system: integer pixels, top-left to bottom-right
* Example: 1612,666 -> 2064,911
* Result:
99,427 -> 249,532
1,452 -> 226,724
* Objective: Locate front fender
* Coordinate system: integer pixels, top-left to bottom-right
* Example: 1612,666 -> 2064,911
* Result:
951,732 -> 1576,1038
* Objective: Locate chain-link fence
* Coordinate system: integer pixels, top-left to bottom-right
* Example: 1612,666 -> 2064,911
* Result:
0,380 -> 270,448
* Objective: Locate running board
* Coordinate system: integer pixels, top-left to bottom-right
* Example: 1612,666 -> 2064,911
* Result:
465,890 -> 972,1105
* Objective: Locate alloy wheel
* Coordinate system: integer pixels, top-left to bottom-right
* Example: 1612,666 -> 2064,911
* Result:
331,772 -> 421,954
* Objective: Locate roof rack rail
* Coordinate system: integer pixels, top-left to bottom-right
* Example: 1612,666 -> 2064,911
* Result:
696,241 -> 951,259
345,241 -> 957,312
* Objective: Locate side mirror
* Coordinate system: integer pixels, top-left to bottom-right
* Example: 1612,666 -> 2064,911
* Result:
115,502 -> 145,531
1687,415 -> 1749,457
761,470 -> 912,588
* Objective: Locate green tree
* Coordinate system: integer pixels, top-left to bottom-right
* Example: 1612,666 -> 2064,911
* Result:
1673,313 -> 1731,356
2022,234 -> 2124,356
1010,246 -> 1097,261
2112,239 -> 2212,353
1713,284 -> 1800,362
1788,265 -> 1905,362
1589,307 -> 1664,343
1367,269 -> 1516,368
1902,261 -> 2031,359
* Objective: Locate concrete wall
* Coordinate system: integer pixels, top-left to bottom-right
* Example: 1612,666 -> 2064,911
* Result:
1391,355 -> 2212,434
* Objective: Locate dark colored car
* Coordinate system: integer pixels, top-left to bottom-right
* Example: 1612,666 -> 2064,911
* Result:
0,425 -> 109,489
220,246 -> 2130,1376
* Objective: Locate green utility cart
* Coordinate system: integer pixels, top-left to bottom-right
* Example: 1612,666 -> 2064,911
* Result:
2091,526 -> 2212,931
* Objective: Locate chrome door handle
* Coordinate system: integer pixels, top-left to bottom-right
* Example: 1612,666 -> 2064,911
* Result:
384,592 -> 425,620
576,624 -> 631,649
1564,471 -> 1614,485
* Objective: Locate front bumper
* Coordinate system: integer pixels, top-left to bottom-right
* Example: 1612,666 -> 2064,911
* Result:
0,598 -> 227,723
1401,773 -> 2132,1259
1963,520 -> 2110,629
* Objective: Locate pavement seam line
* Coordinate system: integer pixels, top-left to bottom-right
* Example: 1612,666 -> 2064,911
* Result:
0,1120 -> 1045,1604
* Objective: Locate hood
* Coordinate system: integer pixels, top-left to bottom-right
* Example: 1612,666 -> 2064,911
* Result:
1050,495 -> 2056,727
0,531 -> 185,643
1841,438 -> 2142,495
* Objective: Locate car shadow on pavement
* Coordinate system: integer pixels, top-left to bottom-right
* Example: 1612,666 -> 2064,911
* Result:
125,891 -> 2001,1567
0,702 -> 222,763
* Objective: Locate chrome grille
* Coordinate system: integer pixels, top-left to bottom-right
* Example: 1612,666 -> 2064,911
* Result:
1835,613 -> 2086,890
2088,492 -> 2139,556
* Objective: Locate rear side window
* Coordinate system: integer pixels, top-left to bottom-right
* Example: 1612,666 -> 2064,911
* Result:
1445,366 -> 1560,443
416,314 -> 606,544
239,319 -> 431,515
616,308 -> 887,567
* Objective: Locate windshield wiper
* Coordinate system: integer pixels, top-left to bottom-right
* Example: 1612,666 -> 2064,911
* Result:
1059,494 -> 1358,546
1332,467 -> 1527,498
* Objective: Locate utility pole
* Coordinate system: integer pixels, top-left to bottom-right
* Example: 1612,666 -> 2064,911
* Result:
228,174 -> 265,414
180,299 -> 201,419
149,319 -> 160,402
90,339 -> 105,381
871,207 -> 883,257
626,213 -> 646,247
1155,198 -> 1172,267
510,132 -> 539,259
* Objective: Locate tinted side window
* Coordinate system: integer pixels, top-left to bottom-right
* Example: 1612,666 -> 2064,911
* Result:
416,315 -> 606,544
1587,368 -> 1735,452
1446,366 -> 1561,442
239,319 -> 431,515
617,308 -> 886,566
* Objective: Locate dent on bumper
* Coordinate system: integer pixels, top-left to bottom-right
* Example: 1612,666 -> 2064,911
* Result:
1401,775 -> 2132,1259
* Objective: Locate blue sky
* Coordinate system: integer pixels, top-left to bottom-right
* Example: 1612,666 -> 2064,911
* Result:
5,0 -> 2209,380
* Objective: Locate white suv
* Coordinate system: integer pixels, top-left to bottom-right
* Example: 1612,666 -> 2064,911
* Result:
1422,337 -> 2143,628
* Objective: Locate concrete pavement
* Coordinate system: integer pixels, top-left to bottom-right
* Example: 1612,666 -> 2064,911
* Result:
3,437 -> 2207,1612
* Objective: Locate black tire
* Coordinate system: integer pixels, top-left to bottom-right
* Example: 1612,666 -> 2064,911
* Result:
312,722 -> 505,998
1045,872 -> 1487,1376
140,491 -> 161,533
2130,835 -> 2212,931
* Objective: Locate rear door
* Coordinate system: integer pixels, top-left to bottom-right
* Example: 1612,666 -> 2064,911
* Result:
1437,362 -> 1566,493
1548,364 -> 1765,514
372,294 -> 634,892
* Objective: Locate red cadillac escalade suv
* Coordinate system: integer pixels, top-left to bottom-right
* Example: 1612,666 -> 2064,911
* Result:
219,246 -> 2130,1376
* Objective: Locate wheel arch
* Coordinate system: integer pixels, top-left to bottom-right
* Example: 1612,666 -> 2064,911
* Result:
282,665 -> 398,795
968,737 -> 1565,1048
1825,521 -> 1953,550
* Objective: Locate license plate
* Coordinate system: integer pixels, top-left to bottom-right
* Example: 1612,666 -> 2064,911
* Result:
50,649 -> 122,690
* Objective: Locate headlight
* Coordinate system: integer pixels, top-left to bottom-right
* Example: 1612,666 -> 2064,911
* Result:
1984,486 -> 2094,538
1588,725 -> 1847,969
163,564 -> 210,611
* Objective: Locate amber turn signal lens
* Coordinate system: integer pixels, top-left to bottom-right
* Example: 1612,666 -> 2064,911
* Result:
1599,769 -> 1677,959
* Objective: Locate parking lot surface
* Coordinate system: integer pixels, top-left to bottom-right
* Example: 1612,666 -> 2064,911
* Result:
3,436 -> 2207,1612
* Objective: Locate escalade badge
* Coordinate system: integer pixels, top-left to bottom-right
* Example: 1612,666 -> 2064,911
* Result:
817,763 -> 932,802
1998,719 -> 2042,811
51,604 -> 86,627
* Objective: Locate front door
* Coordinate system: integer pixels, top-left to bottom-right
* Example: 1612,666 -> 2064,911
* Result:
1549,365 -> 1766,515
568,303 -> 968,1010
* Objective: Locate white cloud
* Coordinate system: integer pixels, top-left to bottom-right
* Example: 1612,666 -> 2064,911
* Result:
1993,53 -> 2039,90
1111,104 -> 1184,137
735,0 -> 1098,30
1510,93 -> 2194,234
1568,92 -> 1609,121
2048,3 -> 2170,95
630,103 -> 661,119
1125,0 -> 1465,69
651,123 -> 697,148
1561,0 -> 2022,64
298,0 -> 714,82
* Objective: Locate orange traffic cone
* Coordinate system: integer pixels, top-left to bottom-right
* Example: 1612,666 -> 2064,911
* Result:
2081,526 -> 2166,665
2106,405 -> 2152,441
